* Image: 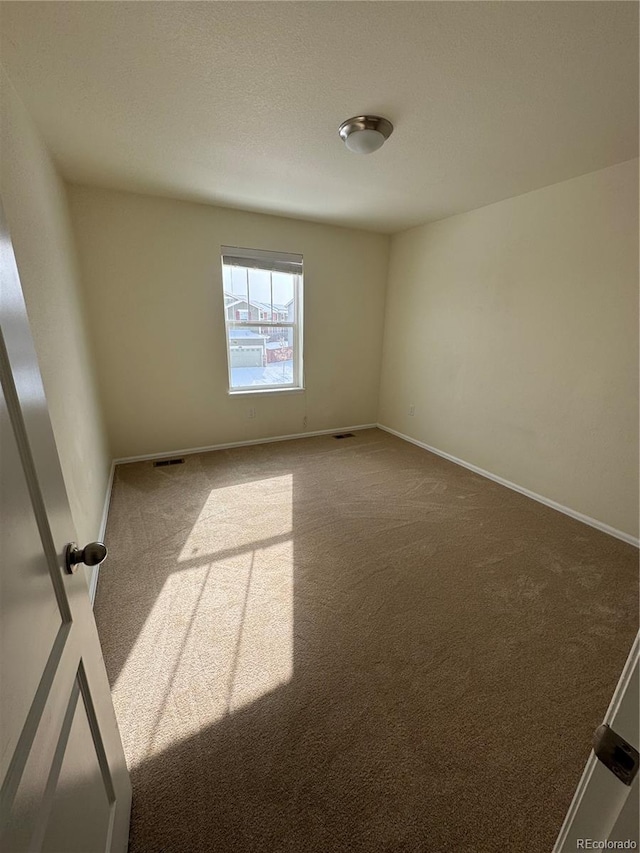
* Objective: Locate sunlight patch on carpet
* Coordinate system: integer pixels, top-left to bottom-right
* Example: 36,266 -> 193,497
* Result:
111,475 -> 294,768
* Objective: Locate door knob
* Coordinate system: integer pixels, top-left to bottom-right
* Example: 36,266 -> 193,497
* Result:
64,542 -> 108,574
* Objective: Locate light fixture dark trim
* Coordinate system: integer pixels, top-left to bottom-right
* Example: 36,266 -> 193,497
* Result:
338,115 -> 394,143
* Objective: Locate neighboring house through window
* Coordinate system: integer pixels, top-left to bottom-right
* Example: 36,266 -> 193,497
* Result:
221,246 -> 304,392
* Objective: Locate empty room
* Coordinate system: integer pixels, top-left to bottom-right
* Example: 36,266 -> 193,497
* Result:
1,2 -> 638,852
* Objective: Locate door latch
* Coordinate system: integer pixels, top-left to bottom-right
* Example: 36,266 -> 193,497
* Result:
593,723 -> 639,786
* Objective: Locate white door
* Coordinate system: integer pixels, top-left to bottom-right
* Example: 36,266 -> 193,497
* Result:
0,203 -> 131,851
554,632 -> 639,850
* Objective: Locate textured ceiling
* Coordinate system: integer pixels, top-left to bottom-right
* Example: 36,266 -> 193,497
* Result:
1,1 -> 637,233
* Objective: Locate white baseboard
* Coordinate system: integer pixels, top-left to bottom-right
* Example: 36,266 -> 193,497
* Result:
377,423 -> 639,548
112,424 -> 378,465
89,460 -> 116,607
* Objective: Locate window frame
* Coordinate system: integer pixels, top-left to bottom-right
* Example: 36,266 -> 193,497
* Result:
221,247 -> 304,395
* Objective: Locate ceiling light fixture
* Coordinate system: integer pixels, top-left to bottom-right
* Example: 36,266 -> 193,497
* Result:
338,115 -> 394,155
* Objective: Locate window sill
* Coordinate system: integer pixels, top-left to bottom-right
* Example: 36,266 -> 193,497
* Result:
228,387 -> 305,397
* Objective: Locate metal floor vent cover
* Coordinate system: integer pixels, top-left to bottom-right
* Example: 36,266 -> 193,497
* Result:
153,458 -> 185,467
333,433 -> 355,439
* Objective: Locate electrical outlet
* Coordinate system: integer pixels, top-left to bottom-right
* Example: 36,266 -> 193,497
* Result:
248,407 -> 256,419
408,404 -> 415,416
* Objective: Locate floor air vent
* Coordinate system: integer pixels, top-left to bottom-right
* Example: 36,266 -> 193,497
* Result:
153,458 -> 185,467
333,433 -> 355,439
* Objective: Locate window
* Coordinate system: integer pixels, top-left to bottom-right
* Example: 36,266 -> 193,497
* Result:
221,246 -> 303,393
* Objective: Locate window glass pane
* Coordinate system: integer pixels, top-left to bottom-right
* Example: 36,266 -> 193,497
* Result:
246,268 -> 270,306
224,266 -> 296,323
226,265 -> 248,301
222,250 -> 302,393
271,272 -> 295,320
228,325 -> 294,389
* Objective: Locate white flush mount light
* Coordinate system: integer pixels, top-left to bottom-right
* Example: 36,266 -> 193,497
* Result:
338,115 -> 394,154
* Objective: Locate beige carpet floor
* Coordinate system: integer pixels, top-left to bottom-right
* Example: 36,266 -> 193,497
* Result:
94,428 -> 638,853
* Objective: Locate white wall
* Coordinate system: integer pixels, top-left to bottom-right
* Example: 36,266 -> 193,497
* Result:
67,185 -> 390,459
379,159 -> 639,539
0,70 -> 111,550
